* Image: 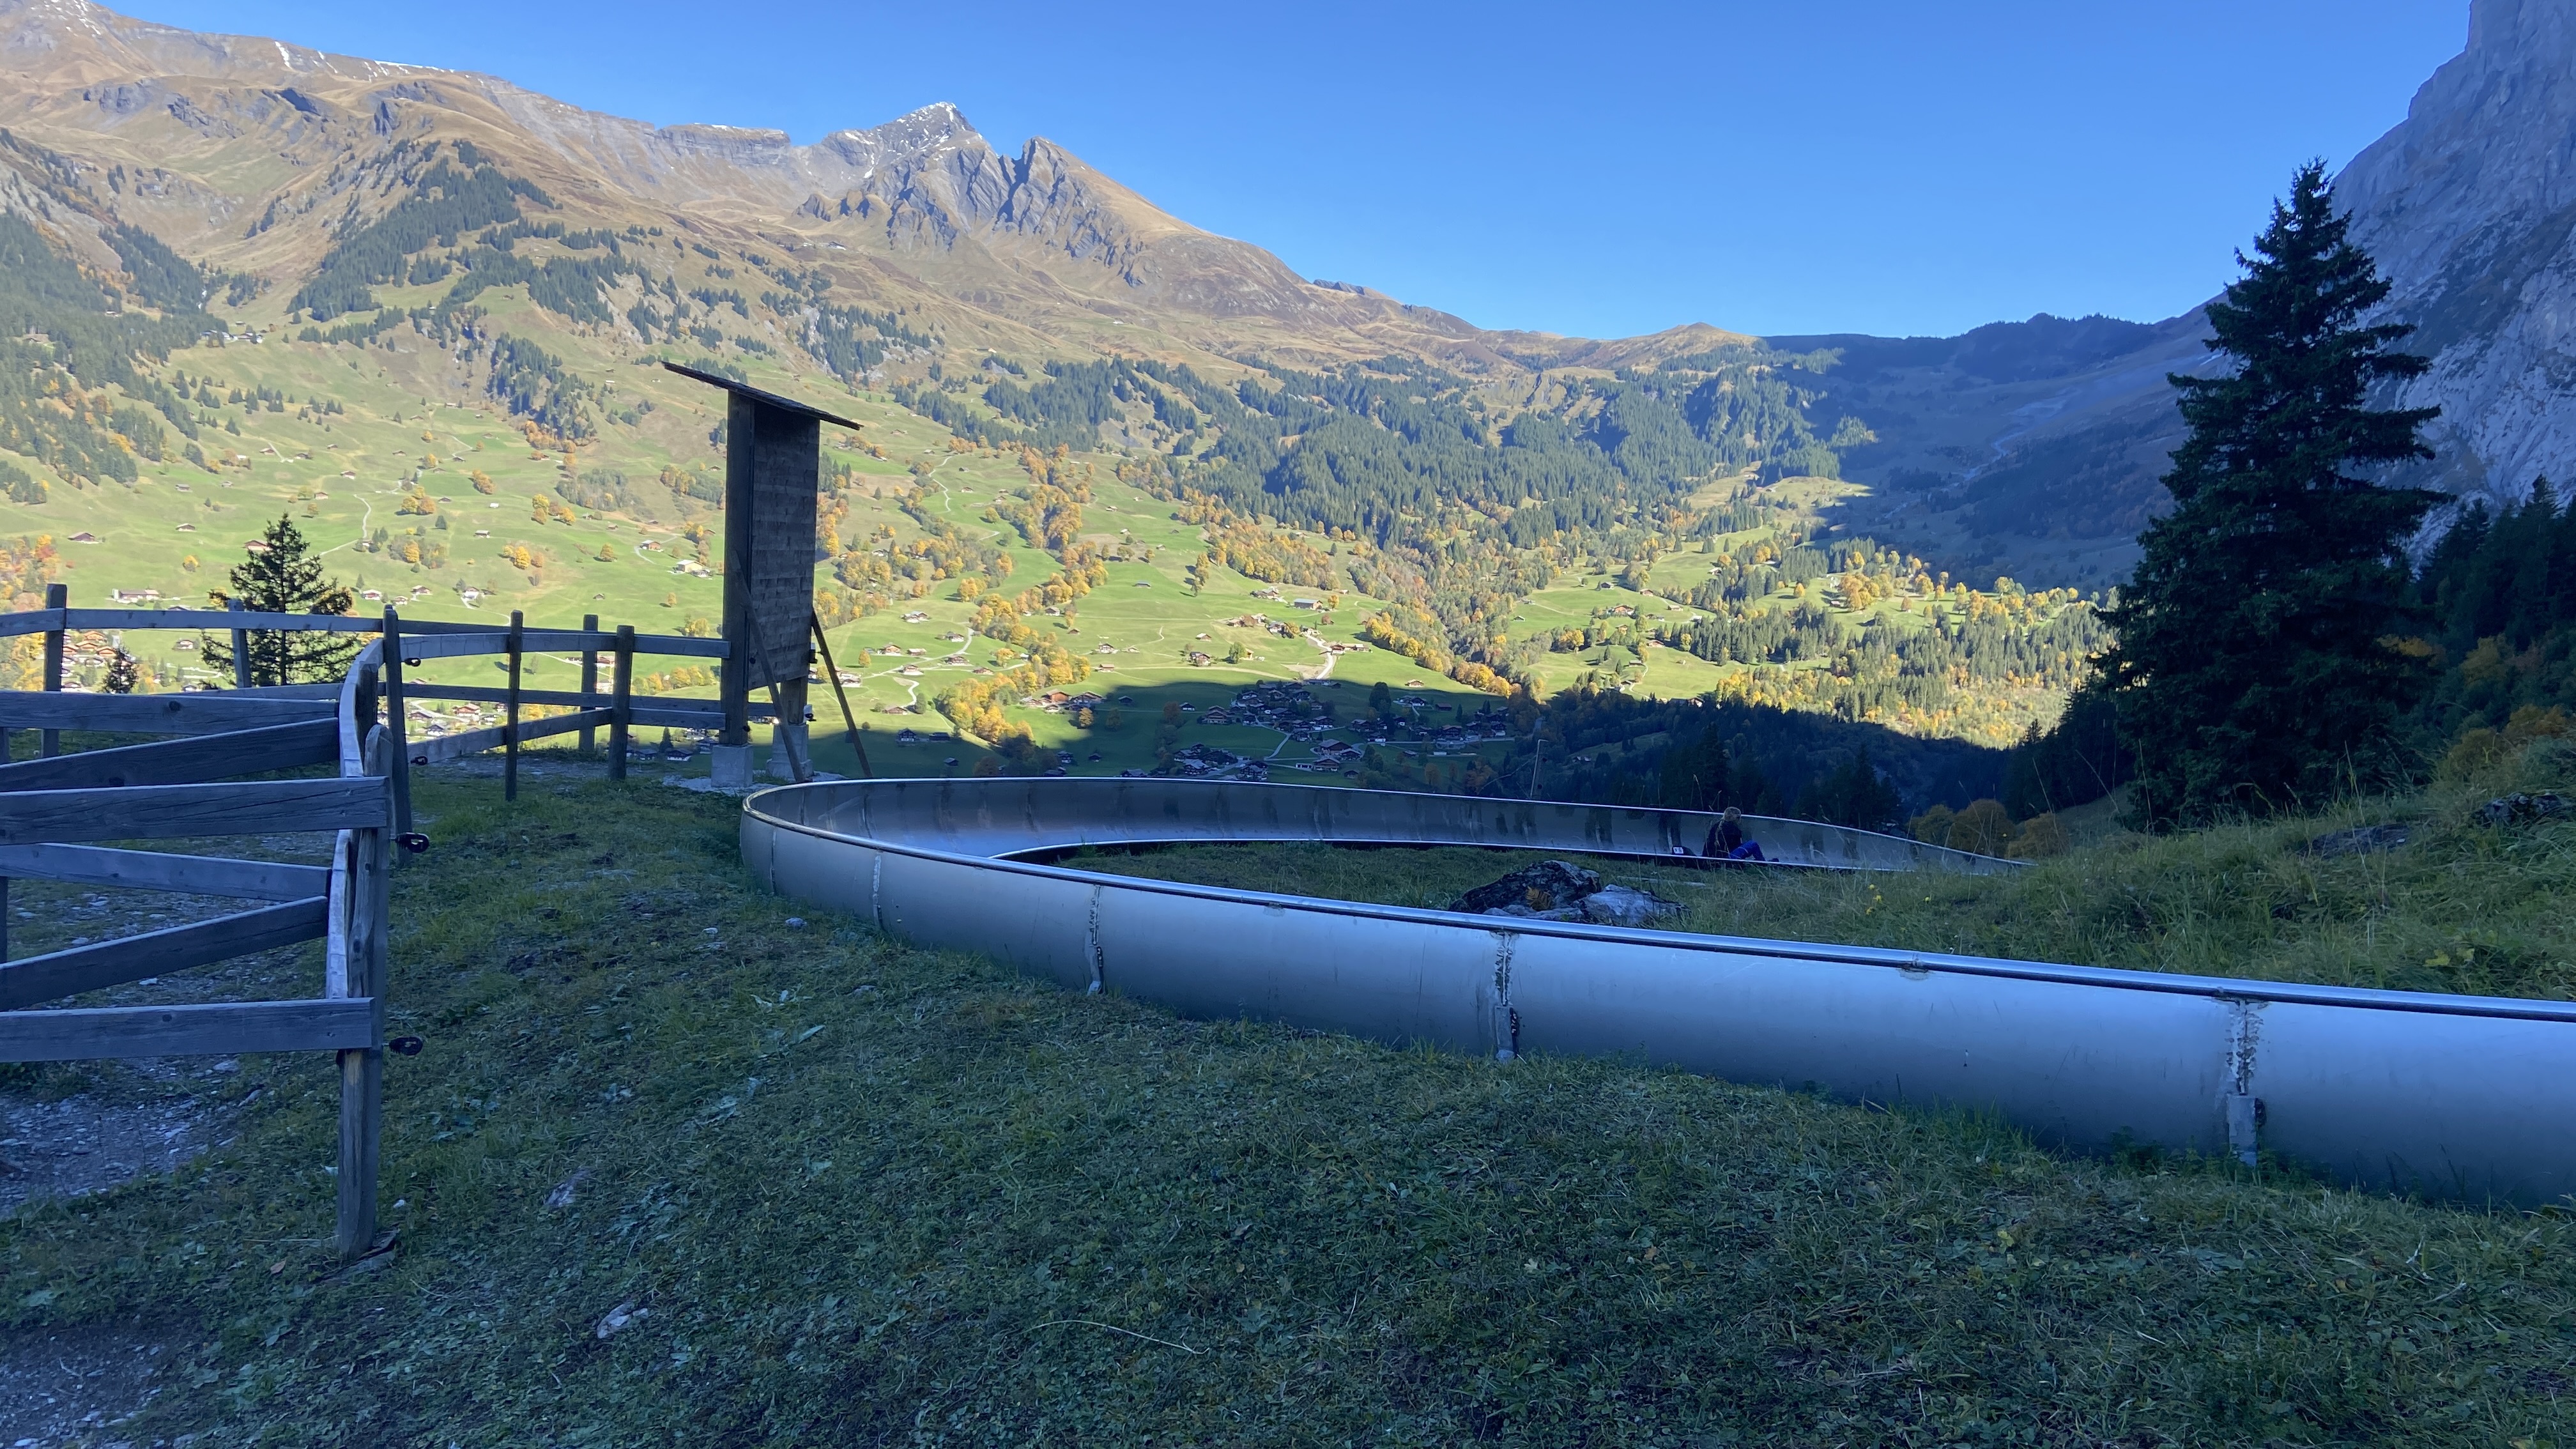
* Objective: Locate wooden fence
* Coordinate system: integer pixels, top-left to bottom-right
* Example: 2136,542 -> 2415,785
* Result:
0,601 -> 740,1259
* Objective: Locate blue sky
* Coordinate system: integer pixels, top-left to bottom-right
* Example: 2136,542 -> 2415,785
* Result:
128,0 -> 2468,341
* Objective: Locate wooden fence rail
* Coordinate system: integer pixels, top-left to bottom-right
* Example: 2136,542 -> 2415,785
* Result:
6,607 -> 730,659
0,598 -> 768,1261
0,998 -> 377,1062
0,897 -> 330,1011
0,691 -> 336,734
0,719 -> 339,792
0,843 -> 329,900
0,777 -> 390,845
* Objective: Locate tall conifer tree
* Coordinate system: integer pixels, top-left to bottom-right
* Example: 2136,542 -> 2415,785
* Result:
2101,163 -> 2440,823
201,514 -> 359,686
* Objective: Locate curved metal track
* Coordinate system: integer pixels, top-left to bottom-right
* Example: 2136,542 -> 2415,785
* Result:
742,777 -> 2576,1204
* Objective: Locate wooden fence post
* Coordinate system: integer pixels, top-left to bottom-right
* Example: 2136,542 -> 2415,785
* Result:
579,613 -> 599,755
381,608 -> 413,842
504,610 -> 523,803
40,583 -> 65,759
229,596 -> 252,691
609,625 -> 634,781
335,725 -> 391,1261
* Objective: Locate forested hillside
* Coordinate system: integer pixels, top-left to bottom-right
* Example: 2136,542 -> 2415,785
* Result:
0,110 -> 2102,833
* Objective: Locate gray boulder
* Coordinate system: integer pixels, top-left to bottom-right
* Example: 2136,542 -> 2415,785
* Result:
1449,861 -> 1680,928
1577,884 -> 1683,928
2475,792 -> 2569,827
1450,861 -> 1600,916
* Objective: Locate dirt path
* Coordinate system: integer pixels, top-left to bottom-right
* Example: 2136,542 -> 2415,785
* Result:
0,1323 -> 177,1446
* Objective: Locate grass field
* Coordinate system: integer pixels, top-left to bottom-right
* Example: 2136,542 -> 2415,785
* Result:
6,764 -> 2576,1442
3,320 -> 1575,785
1079,757 -> 2576,1003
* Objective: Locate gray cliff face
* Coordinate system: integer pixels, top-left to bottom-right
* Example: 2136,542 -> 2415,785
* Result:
2336,0 -> 2576,505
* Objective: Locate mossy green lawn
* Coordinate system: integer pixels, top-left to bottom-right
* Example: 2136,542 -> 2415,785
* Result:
5,773 -> 2574,1443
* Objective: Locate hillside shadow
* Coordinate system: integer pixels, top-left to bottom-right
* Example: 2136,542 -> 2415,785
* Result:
793,673 -> 2011,823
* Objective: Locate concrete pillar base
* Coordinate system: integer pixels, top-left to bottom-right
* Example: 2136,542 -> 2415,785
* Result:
769,724 -> 810,781
710,744 -> 755,791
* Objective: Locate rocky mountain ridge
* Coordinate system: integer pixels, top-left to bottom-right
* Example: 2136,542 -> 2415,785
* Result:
2337,0 -> 2576,505
0,0 -> 1742,375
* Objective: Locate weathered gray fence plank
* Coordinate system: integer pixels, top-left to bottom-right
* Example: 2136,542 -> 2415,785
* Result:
0,844 -> 328,900
0,777 -> 390,845
397,630 -> 725,662
0,692 -> 337,735
224,684 -> 346,700
60,609 -> 381,634
0,896 -> 328,1009
335,724 -> 393,1258
410,709 -> 611,765
0,719 -> 339,793
32,611 -> 724,660
404,683 -> 754,714
627,704 -> 744,728
0,997 -> 374,1062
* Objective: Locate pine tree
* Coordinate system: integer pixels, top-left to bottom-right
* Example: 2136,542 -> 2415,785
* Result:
200,515 -> 360,686
2099,162 -> 2440,824
1656,726 -> 1729,811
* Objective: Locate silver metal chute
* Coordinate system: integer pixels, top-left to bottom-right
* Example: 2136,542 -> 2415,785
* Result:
741,776 -> 2576,1205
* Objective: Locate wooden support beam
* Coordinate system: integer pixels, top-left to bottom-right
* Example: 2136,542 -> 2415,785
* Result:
579,614 -> 599,755
0,776 -> 390,845
720,392 -> 759,749
0,719 -> 339,793
610,625 -> 634,781
0,691 -> 335,735
0,997 -> 376,1062
336,725 -> 391,1260
381,610 -> 413,839
40,583 -> 64,758
344,643 -> 378,749
0,896 -> 329,1010
0,844 -> 328,901
504,611 -> 523,802
229,596 -> 252,691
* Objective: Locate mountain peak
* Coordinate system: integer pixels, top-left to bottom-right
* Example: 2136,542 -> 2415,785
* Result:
819,102 -> 980,157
